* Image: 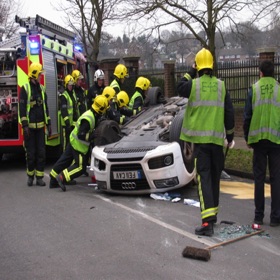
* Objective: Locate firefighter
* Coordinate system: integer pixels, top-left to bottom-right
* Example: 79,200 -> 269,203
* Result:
72,69 -> 87,116
121,76 -> 151,116
49,95 -> 109,191
100,86 -> 116,122
244,60 -> 280,227
177,48 -> 235,236
102,86 -> 116,102
106,90 -> 131,125
87,69 -> 105,108
110,64 -> 128,94
19,62 -> 52,187
60,75 -> 78,151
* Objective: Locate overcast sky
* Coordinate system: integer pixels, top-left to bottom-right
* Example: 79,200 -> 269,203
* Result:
21,0 -> 66,28
20,0 -> 125,38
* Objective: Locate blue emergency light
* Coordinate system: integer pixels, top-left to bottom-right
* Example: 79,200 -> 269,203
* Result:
74,45 -> 82,52
29,40 -> 40,55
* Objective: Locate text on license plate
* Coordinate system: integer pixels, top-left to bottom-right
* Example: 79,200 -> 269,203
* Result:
113,171 -> 140,180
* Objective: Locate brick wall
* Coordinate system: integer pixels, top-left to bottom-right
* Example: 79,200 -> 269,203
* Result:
163,60 -> 175,98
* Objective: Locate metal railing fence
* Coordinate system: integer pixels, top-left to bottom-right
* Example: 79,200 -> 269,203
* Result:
140,56 -> 280,104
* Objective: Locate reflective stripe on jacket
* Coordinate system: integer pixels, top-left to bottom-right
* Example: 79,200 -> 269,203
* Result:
70,110 -> 95,154
110,79 -> 120,93
180,75 -> 226,146
60,90 -> 77,126
21,83 -> 50,128
128,91 -> 143,110
248,77 -> 280,144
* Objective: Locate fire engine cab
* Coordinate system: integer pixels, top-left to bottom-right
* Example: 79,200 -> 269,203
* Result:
0,15 -> 89,160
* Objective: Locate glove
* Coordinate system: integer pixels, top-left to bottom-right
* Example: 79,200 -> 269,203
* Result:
23,126 -> 30,140
47,124 -> 52,137
89,129 -> 100,142
107,108 -> 116,120
184,67 -> 197,80
120,107 -> 133,117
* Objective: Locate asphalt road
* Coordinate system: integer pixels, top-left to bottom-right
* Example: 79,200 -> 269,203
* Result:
0,154 -> 279,280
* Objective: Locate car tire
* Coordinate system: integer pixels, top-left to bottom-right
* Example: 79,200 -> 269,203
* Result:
146,87 -> 165,106
94,120 -> 122,146
169,110 -> 195,174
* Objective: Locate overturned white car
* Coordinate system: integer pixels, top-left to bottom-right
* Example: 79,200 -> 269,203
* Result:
90,87 -> 195,194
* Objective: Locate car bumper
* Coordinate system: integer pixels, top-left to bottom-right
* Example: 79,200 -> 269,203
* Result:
90,142 -> 195,194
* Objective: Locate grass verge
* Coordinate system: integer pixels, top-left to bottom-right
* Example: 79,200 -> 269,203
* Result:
224,148 -> 253,174
224,148 -> 269,180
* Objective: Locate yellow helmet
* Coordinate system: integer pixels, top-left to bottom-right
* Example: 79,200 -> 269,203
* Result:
102,86 -> 116,101
135,77 -> 151,91
92,95 -> 109,115
117,91 -> 129,107
195,48 -> 213,71
28,62 -> 44,79
113,64 -> 129,79
72,70 -> 84,83
64,75 -> 74,88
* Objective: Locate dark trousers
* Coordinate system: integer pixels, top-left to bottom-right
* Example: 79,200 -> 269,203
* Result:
252,140 -> 280,222
194,144 -> 224,223
51,143 -> 87,182
62,126 -> 74,151
24,128 -> 46,178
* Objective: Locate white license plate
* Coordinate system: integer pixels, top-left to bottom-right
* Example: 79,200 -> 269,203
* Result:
113,171 -> 140,180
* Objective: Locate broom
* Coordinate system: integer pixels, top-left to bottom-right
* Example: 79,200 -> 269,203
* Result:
182,229 -> 264,261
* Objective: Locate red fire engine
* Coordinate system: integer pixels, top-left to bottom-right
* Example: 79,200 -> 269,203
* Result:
0,15 -> 89,160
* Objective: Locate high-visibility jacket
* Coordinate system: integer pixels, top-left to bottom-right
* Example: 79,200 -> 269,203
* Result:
60,89 -> 78,126
180,75 -> 226,146
107,100 -> 129,125
70,110 -> 95,154
248,77 -> 280,145
74,85 -> 87,116
128,91 -> 143,110
19,82 -> 50,128
110,79 -> 121,94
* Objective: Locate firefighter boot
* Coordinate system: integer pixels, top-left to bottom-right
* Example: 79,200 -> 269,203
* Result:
36,178 -> 46,187
49,176 -> 59,189
27,176 -> 34,187
56,173 -> 66,192
195,222 -> 214,236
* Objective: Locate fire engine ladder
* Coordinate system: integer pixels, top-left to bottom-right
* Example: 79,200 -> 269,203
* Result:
0,36 -> 21,49
15,14 -> 76,44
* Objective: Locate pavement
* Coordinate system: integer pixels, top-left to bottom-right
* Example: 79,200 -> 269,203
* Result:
234,136 -> 251,150
1,158 -> 279,279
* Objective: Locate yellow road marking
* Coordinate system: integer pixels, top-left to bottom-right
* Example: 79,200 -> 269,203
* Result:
220,180 -> 271,199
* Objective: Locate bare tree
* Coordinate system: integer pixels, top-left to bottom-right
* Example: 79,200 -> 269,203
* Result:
0,0 -> 22,41
230,22 -> 263,56
57,0 -> 125,63
122,0 -> 280,70
159,26 -> 199,66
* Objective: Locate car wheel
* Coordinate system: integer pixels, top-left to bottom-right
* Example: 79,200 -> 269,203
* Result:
94,120 -> 122,146
169,111 -> 195,173
146,87 -> 165,106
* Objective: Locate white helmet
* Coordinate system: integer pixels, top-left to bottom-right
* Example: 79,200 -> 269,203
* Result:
94,69 -> 105,82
